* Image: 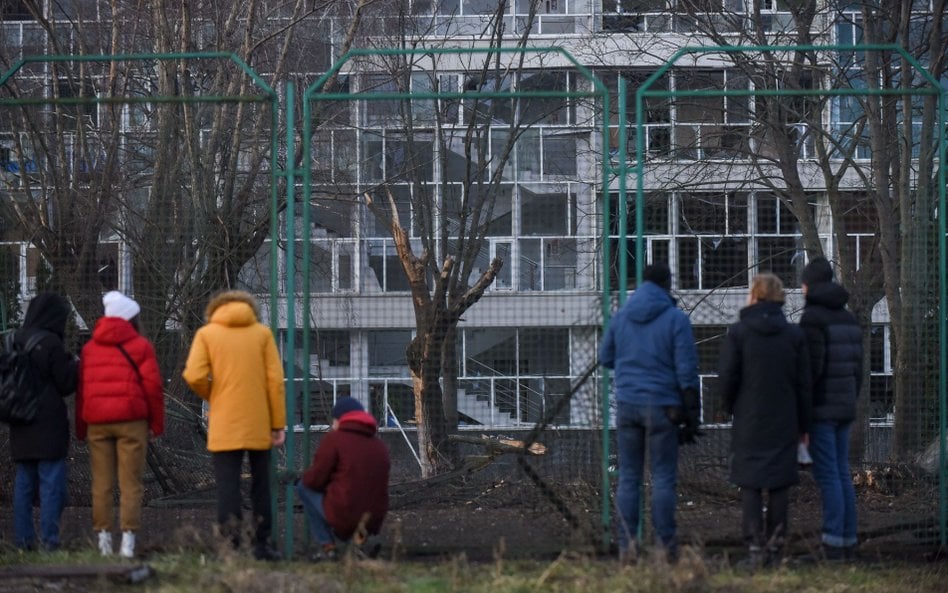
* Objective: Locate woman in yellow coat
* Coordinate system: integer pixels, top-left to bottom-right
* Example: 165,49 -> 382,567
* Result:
183,290 -> 286,561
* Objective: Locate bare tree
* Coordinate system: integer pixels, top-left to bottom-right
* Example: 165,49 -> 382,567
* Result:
602,0 -> 944,461
0,0 -> 366,492
0,0 -> 365,359
856,0 -> 947,458
0,2 -> 124,326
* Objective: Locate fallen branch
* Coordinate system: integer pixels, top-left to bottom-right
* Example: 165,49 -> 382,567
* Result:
449,434 -> 548,456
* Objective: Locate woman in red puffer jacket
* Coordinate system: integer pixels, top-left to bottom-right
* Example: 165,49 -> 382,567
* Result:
77,291 -> 163,559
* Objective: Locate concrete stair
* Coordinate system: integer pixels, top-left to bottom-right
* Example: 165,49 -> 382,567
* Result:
457,388 -> 518,426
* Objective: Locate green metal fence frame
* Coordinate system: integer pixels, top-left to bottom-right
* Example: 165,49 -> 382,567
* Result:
0,50 -> 284,545
625,44 -> 948,546
0,51 -> 281,313
7,45 -> 937,558
287,46 -> 614,555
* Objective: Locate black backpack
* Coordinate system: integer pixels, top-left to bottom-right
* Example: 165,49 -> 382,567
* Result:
0,330 -> 49,425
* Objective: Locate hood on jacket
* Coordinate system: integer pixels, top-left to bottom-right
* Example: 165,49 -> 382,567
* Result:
205,290 -> 260,327
623,281 -> 675,324
739,301 -> 788,336
805,281 -> 850,311
20,292 -> 70,339
338,410 -> 379,436
91,316 -> 141,346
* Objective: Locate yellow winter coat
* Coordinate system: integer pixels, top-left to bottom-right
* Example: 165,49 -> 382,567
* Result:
182,291 -> 287,452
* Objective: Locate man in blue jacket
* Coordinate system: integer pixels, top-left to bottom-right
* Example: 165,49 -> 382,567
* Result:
599,262 -> 700,562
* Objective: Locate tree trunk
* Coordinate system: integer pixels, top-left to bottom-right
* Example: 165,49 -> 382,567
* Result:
408,334 -> 453,478
442,324 -> 460,431
891,223 -> 938,460
848,306 -> 873,465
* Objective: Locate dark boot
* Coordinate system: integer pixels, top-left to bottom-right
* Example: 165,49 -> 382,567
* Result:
253,543 -> 283,562
822,543 -> 847,562
736,545 -> 765,572
844,543 -> 859,562
765,544 -> 784,568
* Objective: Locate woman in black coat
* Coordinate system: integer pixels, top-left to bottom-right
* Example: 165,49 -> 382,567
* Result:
9,293 -> 79,551
718,274 -> 812,568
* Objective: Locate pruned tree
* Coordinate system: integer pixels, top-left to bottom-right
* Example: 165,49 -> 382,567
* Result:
315,0 -> 572,476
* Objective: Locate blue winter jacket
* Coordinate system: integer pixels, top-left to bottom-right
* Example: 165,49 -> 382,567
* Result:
599,281 -> 700,406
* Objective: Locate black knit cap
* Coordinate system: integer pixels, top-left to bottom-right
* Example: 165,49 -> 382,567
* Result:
332,397 -> 364,419
801,256 -> 834,286
643,262 -> 672,291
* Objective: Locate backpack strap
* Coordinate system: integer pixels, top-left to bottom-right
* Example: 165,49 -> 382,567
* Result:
22,330 -> 49,353
4,329 -> 51,354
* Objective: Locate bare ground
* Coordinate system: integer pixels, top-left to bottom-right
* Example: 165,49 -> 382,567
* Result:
0,467 -> 938,564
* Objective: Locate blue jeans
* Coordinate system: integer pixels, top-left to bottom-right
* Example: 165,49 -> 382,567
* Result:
615,403 -> 679,552
14,459 -> 68,550
296,481 -> 336,546
809,420 -> 857,547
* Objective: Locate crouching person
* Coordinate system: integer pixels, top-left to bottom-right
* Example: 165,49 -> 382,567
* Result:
296,397 -> 390,561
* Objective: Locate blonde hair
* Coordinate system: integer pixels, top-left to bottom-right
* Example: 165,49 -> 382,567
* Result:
750,273 -> 785,304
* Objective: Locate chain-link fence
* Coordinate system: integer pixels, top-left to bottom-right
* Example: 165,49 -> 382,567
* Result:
0,41 -> 944,560
621,44 -> 946,555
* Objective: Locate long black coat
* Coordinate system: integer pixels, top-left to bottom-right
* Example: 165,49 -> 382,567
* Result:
718,301 -> 812,489
8,293 -> 79,461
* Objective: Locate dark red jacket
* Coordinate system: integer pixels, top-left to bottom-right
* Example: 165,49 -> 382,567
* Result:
77,317 -> 164,440
302,411 -> 390,539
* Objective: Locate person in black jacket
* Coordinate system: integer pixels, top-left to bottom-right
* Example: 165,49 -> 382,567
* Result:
9,293 -> 79,551
718,274 -> 812,568
799,257 -> 863,561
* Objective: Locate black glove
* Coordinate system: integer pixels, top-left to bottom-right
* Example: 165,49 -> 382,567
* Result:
677,387 -> 703,445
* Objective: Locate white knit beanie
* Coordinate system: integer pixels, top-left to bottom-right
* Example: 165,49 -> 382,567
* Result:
103,291 -> 141,321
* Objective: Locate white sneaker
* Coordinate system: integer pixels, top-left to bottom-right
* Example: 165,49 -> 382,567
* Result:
98,530 -> 113,556
119,531 -> 136,558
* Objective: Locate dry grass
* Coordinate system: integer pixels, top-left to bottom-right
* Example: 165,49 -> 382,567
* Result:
2,543 -> 947,593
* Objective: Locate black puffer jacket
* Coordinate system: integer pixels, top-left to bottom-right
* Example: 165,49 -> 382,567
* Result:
799,282 -> 863,423
9,293 -> 79,461
718,301 -> 812,489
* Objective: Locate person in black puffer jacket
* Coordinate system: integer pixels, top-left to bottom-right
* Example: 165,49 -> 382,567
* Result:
799,257 -> 863,561
718,274 -> 812,569
9,293 -> 79,551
